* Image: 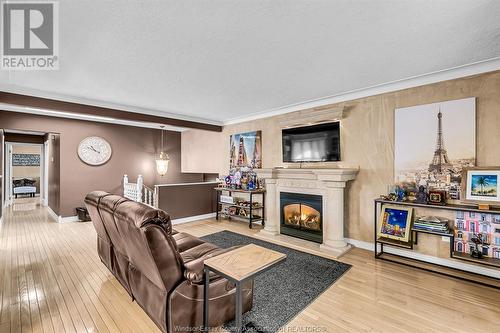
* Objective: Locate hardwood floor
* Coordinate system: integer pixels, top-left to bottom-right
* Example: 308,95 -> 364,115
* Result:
1,200 -> 499,333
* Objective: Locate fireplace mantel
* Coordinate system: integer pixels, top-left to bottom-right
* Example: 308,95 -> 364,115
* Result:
256,167 -> 359,257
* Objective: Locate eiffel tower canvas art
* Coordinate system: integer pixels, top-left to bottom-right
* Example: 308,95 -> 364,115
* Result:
394,98 -> 476,200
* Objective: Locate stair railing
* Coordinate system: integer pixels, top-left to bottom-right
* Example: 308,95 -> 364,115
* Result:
123,174 -> 158,208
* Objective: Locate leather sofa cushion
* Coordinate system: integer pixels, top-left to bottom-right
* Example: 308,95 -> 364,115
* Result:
173,232 -> 205,252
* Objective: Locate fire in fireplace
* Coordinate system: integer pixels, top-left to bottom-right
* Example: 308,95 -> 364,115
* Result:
280,192 -> 323,243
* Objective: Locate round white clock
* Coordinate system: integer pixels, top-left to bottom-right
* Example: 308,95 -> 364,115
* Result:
77,136 -> 112,166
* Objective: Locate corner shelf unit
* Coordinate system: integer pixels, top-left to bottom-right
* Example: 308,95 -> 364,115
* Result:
374,199 -> 500,289
215,187 -> 266,229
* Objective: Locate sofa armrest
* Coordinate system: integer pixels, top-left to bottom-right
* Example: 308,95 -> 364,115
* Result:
183,245 -> 241,284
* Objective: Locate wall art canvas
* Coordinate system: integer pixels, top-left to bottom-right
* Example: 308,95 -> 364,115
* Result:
229,131 -> 262,169
12,154 -> 40,166
454,211 -> 500,260
394,97 -> 476,200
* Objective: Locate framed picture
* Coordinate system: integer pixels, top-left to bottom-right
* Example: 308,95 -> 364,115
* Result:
462,167 -> 500,204
378,205 -> 413,243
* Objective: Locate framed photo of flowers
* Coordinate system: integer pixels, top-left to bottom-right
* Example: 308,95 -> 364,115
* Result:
462,167 -> 500,205
377,205 -> 413,243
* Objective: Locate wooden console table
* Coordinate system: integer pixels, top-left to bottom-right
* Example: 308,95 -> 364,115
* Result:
374,199 -> 500,289
215,187 -> 266,229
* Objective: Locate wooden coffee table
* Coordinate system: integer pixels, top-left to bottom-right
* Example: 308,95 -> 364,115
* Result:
203,243 -> 287,333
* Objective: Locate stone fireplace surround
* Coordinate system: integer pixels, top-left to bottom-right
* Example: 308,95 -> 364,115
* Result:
256,167 -> 358,258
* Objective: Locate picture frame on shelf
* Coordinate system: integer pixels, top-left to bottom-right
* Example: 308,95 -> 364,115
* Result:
377,205 -> 413,244
461,167 -> 500,206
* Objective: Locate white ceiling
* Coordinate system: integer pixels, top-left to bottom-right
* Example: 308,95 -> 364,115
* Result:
1,0 -> 500,125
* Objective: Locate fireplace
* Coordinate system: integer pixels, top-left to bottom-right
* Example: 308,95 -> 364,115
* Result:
280,192 -> 323,243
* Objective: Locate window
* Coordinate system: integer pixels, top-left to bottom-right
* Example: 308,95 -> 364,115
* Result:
495,228 -> 500,233
470,212 -> 476,218
470,221 -> 476,231
456,221 -> 464,230
496,237 -> 500,245
482,224 -> 489,233
457,232 -> 463,239
494,215 -> 500,223
457,211 -> 465,219
481,214 -> 487,222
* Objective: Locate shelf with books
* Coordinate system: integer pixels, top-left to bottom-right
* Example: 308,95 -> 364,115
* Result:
374,199 -> 500,290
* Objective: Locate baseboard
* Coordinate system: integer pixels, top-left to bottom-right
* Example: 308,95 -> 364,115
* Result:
346,238 -> 500,279
46,206 -> 59,223
59,215 -> 79,223
171,212 -> 216,225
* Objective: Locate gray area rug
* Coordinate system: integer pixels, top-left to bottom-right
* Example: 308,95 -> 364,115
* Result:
200,231 -> 351,333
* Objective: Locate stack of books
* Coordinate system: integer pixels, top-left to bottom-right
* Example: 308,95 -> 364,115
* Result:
413,216 -> 450,233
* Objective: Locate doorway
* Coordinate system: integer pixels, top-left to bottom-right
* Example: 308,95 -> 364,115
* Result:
3,130 -> 49,209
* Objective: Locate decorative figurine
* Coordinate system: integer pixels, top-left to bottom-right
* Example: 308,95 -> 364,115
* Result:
470,233 -> 485,259
396,186 -> 406,202
415,186 -> 428,204
428,189 -> 447,205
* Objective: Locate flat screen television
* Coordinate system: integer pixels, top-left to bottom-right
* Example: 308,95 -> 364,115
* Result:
282,122 -> 340,162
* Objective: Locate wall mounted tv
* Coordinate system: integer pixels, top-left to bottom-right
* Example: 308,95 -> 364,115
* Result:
282,122 -> 340,163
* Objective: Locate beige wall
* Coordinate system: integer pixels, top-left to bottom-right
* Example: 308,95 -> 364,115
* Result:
182,70 -> 500,252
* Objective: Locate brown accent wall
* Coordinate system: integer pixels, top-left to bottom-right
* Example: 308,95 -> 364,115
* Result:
0,111 -> 206,216
157,182 -> 218,219
181,70 -> 500,254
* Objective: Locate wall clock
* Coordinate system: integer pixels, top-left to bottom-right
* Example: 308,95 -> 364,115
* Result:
77,136 -> 112,166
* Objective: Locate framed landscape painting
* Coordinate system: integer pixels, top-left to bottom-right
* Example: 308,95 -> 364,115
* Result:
462,167 -> 500,204
394,97 -> 476,200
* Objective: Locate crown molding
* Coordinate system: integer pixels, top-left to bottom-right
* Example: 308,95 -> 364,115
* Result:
223,57 -> 500,125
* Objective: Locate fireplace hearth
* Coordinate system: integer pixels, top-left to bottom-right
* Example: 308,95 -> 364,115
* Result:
280,192 -> 323,243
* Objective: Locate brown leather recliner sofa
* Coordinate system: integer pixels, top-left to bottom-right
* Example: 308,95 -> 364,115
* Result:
84,191 -> 253,333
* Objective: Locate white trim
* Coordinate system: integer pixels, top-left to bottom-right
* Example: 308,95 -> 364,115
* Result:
46,206 -> 59,223
346,238 -> 500,279
155,181 -> 219,188
171,212 -> 216,225
2,59 -> 500,128
59,215 -> 80,223
346,238 -> 373,251
224,57 -> 500,125
0,103 -> 189,132
0,84 -> 222,126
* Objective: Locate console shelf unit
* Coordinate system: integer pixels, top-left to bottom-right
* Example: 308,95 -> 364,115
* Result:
374,199 -> 500,289
215,187 -> 266,229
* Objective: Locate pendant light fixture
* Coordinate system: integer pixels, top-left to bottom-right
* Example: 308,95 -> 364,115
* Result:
156,126 -> 170,176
